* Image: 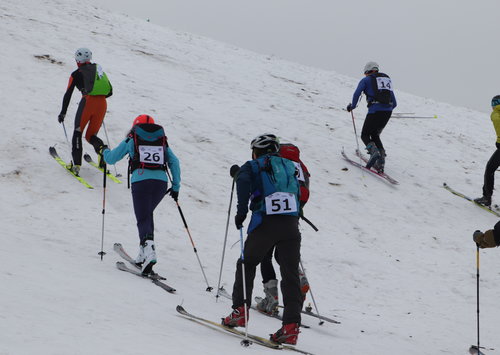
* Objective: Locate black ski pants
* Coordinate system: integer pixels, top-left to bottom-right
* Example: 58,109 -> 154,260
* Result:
231,215 -> 302,324
482,148 -> 500,198
131,179 -> 168,244
361,110 -> 392,150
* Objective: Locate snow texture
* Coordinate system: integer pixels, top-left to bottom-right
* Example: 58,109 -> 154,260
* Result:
0,1 -> 499,354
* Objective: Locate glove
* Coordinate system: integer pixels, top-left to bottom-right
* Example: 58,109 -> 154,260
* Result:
235,214 -> 246,229
167,188 -> 179,202
99,144 -> 109,155
230,164 -> 240,178
346,103 -> 353,112
58,113 -> 65,123
473,229 -> 497,248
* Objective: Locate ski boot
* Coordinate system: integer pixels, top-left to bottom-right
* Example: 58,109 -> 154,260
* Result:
141,238 -> 157,276
256,279 -> 279,315
365,142 -> 381,170
222,306 -> 247,327
474,196 -> 492,207
270,323 -> 300,345
373,148 -> 386,173
66,162 -> 81,176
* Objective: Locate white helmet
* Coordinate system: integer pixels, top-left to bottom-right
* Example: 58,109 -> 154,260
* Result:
364,61 -> 379,74
75,48 -> 92,64
250,133 -> 279,153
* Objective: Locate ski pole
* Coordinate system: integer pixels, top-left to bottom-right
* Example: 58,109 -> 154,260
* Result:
300,259 -> 324,325
175,199 -> 213,292
101,122 -> 120,177
98,162 -> 107,260
476,246 -> 480,354
350,111 -> 363,164
239,227 -> 251,347
300,214 -> 318,232
165,168 -> 212,291
61,122 -> 74,165
216,171 -> 237,301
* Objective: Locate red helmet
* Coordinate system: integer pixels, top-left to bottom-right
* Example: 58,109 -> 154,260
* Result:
133,114 -> 155,126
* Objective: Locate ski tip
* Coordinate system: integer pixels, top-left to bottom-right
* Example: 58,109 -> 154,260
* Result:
176,305 -> 186,313
443,182 -> 447,187
113,242 -> 122,248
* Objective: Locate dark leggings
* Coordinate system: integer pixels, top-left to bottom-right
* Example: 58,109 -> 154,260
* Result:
361,111 -> 392,150
131,179 -> 168,244
482,149 -> 500,198
231,215 -> 302,324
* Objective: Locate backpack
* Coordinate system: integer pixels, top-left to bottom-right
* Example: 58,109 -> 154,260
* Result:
79,63 -> 112,96
128,123 -> 168,184
250,155 -> 300,217
279,143 -> 310,206
368,72 -> 393,105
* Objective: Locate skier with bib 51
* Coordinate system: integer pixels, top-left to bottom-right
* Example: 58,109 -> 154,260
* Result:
346,61 -> 397,173
222,134 -> 303,345
58,48 -> 112,175
101,114 -> 181,276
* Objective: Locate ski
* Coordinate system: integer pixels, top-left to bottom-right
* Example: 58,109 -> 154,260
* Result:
83,153 -> 122,184
341,148 -> 399,185
442,183 -> 500,217
255,296 -> 341,325
49,146 -> 94,189
116,261 -> 176,293
113,243 -> 166,280
176,305 -> 315,354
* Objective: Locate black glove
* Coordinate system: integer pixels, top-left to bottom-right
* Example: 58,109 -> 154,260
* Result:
346,103 -> 353,112
167,188 -> 179,202
58,113 -> 65,123
230,164 -> 240,178
99,144 -> 109,155
235,214 -> 246,229
167,188 -> 179,201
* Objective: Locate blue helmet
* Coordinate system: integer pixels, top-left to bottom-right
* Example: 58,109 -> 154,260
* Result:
492,95 -> 500,107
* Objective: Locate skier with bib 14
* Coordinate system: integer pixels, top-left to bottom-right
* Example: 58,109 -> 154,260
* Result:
346,61 -> 397,173
222,134 -> 303,345
100,115 -> 181,276
57,48 -> 113,175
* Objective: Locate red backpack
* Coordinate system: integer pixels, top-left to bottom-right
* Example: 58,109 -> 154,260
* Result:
279,143 -> 310,205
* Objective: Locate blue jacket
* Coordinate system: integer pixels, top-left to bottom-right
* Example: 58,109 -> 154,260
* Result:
351,74 -> 397,114
103,138 -> 181,191
236,155 -> 299,233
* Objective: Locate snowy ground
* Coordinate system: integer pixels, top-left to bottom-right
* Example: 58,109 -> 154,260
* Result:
1,1 -> 500,354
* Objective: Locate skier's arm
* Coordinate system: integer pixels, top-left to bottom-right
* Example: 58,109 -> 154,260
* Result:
60,75 -> 76,115
102,139 -> 130,165
391,91 -> 397,110
235,161 -> 253,216
351,78 -> 367,109
166,147 -> 181,192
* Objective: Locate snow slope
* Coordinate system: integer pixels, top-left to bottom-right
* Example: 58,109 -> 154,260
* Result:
1,1 -> 499,354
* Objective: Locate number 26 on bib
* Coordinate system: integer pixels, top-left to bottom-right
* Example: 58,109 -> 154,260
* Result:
139,145 -> 165,164
265,192 -> 298,215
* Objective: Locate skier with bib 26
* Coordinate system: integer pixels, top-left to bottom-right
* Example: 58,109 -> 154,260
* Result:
57,48 -> 112,175
222,134 -> 303,345
346,61 -> 397,173
474,95 -> 500,207
100,115 -> 181,276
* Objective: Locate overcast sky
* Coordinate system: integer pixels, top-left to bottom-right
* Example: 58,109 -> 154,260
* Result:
93,0 -> 499,113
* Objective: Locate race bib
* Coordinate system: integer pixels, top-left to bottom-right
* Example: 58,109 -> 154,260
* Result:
265,192 -> 298,215
376,77 -> 392,91
138,145 -> 164,164
293,162 -> 305,183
